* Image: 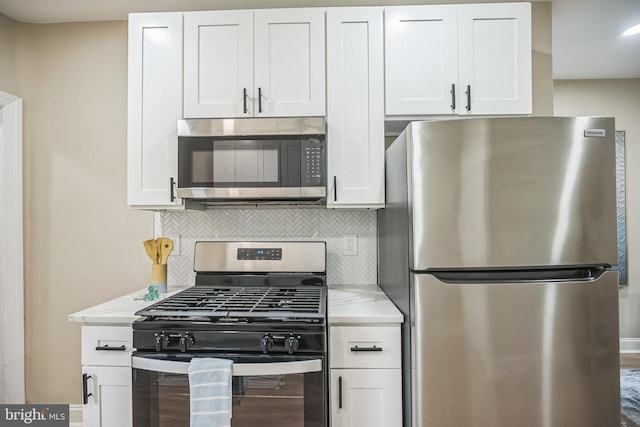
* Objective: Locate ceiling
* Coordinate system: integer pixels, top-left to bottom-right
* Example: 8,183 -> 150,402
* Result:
0,0 -> 638,79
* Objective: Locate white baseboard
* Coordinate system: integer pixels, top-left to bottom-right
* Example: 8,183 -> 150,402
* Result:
69,404 -> 83,427
620,338 -> 640,353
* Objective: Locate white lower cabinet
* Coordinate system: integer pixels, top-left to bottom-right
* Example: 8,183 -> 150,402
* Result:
81,326 -> 133,427
330,369 -> 402,427
82,366 -> 132,427
329,326 -> 402,427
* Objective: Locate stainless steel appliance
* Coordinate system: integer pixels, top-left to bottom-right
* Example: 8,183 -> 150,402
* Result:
177,118 -> 326,205
132,241 -> 327,427
378,117 -> 620,427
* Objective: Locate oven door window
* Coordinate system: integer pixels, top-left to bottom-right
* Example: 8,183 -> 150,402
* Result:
132,355 -> 325,427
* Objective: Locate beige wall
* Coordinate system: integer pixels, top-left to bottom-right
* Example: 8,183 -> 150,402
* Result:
531,2 -> 553,116
554,79 -> 640,338
0,13 -> 20,95
10,20 -> 153,404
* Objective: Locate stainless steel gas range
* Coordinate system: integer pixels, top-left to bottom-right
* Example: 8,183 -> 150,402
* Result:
131,241 -> 327,427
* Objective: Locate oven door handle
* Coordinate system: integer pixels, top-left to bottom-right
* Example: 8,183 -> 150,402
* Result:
132,356 -> 322,376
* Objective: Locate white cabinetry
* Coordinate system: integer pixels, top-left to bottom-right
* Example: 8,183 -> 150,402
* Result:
385,2 -> 531,116
326,7 -> 385,208
183,9 -> 325,118
81,326 -> 133,427
457,3 -> 531,115
385,5 -> 458,115
127,13 -> 184,208
329,326 -> 402,427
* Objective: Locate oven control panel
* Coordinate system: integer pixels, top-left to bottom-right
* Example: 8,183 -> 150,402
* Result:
237,248 -> 282,261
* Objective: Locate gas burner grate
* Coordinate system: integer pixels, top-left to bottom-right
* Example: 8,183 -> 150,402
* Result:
136,286 -> 325,320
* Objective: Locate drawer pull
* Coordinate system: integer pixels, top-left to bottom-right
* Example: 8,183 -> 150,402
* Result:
95,344 -> 126,351
350,345 -> 382,352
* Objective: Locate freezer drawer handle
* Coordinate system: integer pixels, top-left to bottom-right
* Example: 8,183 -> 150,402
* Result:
350,345 -> 382,352
95,344 -> 126,351
338,376 -> 343,409
82,373 -> 93,404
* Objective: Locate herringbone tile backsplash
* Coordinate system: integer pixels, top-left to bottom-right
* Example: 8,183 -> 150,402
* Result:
155,209 -> 377,288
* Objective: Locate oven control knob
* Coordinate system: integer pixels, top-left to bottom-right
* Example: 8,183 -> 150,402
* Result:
155,332 -> 170,352
285,335 -> 300,355
260,335 -> 274,354
180,332 -> 195,353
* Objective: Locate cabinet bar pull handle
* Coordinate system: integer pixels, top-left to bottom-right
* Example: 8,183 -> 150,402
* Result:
465,85 -> 471,111
333,176 -> 337,202
243,88 -> 248,114
450,84 -> 456,110
350,345 -> 383,352
170,177 -> 176,202
82,373 -> 93,404
258,87 -> 263,113
338,376 -> 343,409
95,344 -> 126,351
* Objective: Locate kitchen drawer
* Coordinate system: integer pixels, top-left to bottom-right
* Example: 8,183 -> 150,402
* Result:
81,325 -> 133,367
329,326 -> 400,369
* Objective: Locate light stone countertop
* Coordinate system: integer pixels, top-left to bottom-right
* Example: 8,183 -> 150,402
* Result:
68,287 -> 182,325
328,284 -> 404,325
69,284 -> 404,326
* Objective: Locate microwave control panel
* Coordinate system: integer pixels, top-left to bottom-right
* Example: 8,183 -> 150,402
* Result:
302,138 -> 326,186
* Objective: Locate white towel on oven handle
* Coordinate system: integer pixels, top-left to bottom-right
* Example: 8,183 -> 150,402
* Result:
188,357 -> 233,427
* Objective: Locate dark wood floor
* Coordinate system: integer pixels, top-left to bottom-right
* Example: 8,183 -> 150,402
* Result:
621,353 -> 640,369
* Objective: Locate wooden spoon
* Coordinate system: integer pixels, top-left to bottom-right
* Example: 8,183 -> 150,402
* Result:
158,238 -> 173,264
143,239 -> 158,264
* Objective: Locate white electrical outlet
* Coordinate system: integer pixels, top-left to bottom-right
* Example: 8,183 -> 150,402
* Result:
168,235 -> 181,256
343,235 -> 358,256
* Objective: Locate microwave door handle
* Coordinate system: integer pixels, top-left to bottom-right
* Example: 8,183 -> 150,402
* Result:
132,356 -> 322,376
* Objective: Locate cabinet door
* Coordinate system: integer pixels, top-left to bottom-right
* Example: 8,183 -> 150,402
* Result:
330,369 -> 402,427
83,366 -> 132,427
458,2 -> 532,115
127,13 -> 183,207
385,5 -> 458,115
326,7 -> 384,208
254,9 -> 325,117
183,11 -> 254,118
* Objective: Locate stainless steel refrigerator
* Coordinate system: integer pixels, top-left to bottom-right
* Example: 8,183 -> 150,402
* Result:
378,117 -> 620,427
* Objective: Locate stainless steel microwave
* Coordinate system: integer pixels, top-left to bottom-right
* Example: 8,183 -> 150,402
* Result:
177,118 -> 326,205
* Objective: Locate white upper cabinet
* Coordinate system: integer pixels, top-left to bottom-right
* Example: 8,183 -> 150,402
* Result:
254,9 -> 326,117
457,2 -> 532,115
385,2 -> 532,116
127,13 -> 184,208
184,9 -> 325,118
385,5 -> 458,115
326,7 -> 385,208
183,11 -> 253,118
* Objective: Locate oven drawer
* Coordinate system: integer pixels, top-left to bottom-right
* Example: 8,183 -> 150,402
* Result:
329,326 -> 401,369
82,325 -> 133,366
